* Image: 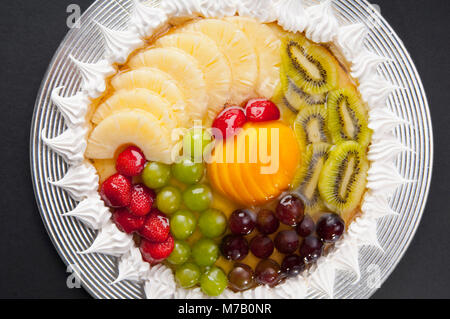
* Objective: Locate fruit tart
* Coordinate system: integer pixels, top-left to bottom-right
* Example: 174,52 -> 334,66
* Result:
44,0 -> 409,299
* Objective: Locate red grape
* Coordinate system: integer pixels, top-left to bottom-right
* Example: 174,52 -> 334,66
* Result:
281,255 -> 305,277
316,213 -> 345,243
274,230 -> 299,254
250,234 -> 274,259
220,235 -> 249,261
255,259 -> 281,286
296,214 -> 315,237
229,209 -> 255,235
299,236 -> 323,264
276,194 -> 305,226
256,209 -> 279,235
228,263 -> 254,291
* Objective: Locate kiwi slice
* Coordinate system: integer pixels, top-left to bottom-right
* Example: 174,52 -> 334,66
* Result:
281,34 -> 338,95
294,105 -> 331,147
318,141 -> 369,220
271,82 -> 298,115
327,88 -> 372,148
291,143 -> 330,214
280,63 -> 327,112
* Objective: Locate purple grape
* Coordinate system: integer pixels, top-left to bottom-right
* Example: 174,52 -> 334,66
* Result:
256,209 -> 279,235
250,234 -> 274,259
299,236 -> 323,264
296,214 -> 315,237
228,263 -> 254,291
255,259 -> 281,286
229,209 -> 256,235
220,235 -> 249,261
276,194 -> 305,226
316,213 -> 345,243
281,255 -> 305,277
274,230 -> 299,254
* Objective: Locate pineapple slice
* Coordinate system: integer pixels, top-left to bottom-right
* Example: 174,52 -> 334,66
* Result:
128,47 -> 208,122
182,19 -> 258,105
225,17 -> 282,99
111,67 -> 186,114
86,109 -> 174,164
91,88 -> 178,129
266,22 -> 289,39
155,31 -> 231,122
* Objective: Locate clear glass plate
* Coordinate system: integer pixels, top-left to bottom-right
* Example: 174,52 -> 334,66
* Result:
30,0 -> 433,299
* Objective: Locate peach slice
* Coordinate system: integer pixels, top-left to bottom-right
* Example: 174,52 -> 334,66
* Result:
208,121 -> 300,206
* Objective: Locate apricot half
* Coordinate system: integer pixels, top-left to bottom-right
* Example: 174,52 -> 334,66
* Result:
207,121 -> 300,206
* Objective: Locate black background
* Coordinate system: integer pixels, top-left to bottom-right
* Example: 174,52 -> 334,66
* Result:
0,0 -> 448,299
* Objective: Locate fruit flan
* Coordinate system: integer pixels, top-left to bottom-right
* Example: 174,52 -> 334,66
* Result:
44,0 -> 407,299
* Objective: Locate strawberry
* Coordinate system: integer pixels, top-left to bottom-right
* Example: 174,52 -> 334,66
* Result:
100,173 -> 132,208
245,99 -> 280,122
129,184 -> 155,216
138,209 -> 170,243
112,208 -> 145,234
140,234 -> 174,265
116,146 -> 146,177
212,107 -> 246,140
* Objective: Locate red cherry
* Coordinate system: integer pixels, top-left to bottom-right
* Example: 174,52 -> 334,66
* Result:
116,146 -> 146,177
212,107 -> 246,140
112,208 -> 145,234
245,99 -> 280,122
100,173 -> 132,208
140,234 -> 174,265
138,209 -> 170,243
129,184 -> 155,216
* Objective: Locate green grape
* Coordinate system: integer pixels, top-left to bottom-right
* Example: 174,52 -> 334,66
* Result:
142,162 -> 171,189
198,209 -> 227,238
200,266 -> 228,296
192,238 -> 219,267
183,184 -> 212,212
183,127 -> 212,161
170,210 -> 197,240
172,158 -> 204,185
175,262 -> 201,288
168,240 -> 191,265
156,186 -> 181,215
200,265 -> 212,274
